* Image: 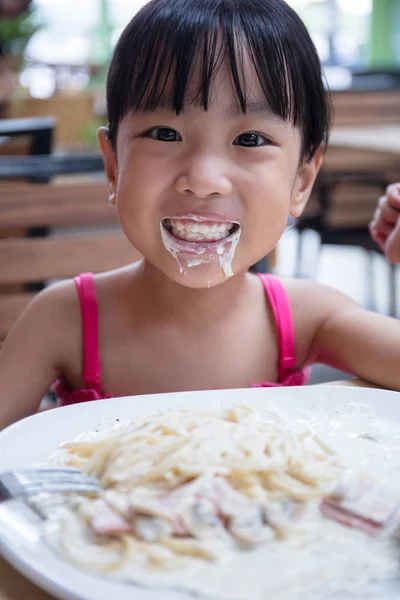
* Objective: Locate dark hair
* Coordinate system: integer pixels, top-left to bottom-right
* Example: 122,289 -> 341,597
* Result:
106,0 -> 331,163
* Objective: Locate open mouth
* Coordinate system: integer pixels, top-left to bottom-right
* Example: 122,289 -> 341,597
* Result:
160,215 -> 243,278
162,217 -> 240,244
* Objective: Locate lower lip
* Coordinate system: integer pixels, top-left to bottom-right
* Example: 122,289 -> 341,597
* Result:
161,225 -> 235,254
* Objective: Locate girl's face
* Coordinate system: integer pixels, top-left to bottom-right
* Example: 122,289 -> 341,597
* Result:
100,61 -> 322,288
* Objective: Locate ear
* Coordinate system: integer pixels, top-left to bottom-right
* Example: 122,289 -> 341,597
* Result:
290,147 -> 324,218
98,126 -> 118,205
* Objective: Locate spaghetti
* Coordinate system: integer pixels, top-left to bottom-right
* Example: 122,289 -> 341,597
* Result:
48,404 -> 343,573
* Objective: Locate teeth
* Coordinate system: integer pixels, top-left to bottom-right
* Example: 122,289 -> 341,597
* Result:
165,219 -> 233,242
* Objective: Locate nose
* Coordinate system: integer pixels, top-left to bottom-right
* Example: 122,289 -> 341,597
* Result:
174,155 -> 233,198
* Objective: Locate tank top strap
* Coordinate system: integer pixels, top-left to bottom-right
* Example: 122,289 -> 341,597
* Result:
74,273 -> 102,392
257,273 -> 297,379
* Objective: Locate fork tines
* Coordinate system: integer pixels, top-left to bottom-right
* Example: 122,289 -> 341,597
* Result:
0,467 -> 102,501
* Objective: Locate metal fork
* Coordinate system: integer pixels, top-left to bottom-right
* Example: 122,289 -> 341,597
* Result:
0,467 -> 103,502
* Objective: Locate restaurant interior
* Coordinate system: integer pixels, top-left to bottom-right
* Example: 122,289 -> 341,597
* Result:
0,0 -> 399,388
1,1 -> 400,598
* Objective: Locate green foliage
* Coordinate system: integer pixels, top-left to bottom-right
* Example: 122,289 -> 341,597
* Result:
0,3 -> 42,56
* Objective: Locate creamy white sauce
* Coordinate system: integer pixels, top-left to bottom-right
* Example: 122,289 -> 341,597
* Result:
160,221 -> 241,280
46,403 -> 400,600
160,222 -> 188,275
216,227 -> 241,278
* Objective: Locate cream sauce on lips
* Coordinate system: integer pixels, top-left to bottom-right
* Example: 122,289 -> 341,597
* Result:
48,403 -> 400,600
160,216 -> 241,280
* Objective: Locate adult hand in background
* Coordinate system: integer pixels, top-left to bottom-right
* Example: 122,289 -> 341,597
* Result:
369,183 -> 400,265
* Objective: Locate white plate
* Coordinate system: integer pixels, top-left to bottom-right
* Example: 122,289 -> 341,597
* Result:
1,386 -> 400,600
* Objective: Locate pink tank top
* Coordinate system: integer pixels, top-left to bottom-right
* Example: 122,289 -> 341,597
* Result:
55,272 -> 309,406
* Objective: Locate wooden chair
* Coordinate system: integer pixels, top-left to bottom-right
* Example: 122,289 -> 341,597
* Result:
0,116 -> 55,158
0,156 -> 141,342
296,170 -> 399,316
331,89 -> 400,127
0,117 -> 56,243
294,89 -> 400,317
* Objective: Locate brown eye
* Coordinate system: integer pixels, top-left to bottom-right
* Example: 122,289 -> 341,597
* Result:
234,132 -> 269,147
146,127 -> 182,142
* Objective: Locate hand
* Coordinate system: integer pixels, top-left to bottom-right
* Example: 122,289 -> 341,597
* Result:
369,183 -> 400,264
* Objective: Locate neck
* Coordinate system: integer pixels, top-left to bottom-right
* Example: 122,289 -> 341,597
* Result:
132,259 -> 252,327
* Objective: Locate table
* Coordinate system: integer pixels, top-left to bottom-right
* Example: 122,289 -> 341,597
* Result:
7,93 -> 97,150
0,117 -> 55,157
0,378 -> 384,599
0,154 -> 104,181
329,125 -> 400,155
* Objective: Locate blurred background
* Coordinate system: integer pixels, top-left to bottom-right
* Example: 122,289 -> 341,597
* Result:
0,0 -> 399,384
1,0 -> 399,150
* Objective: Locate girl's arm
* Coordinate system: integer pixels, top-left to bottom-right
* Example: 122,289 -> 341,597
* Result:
291,281 -> 400,390
0,282 -> 80,430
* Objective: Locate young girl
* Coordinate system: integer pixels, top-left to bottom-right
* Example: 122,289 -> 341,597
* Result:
1,0 -> 399,430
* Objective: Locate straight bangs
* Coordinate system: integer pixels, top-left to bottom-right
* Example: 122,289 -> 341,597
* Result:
106,0 -> 331,161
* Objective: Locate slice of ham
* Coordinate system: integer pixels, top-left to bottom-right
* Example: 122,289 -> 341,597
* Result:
320,479 -> 400,537
83,475 -> 300,545
320,500 -> 384,536
83,498 -> 133,535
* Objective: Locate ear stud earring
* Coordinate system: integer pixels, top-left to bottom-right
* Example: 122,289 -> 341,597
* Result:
109,184 -> 116,203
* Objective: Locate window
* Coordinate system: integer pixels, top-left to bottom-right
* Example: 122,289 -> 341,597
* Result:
287,0 -> 373,67
22,0 -> 374,97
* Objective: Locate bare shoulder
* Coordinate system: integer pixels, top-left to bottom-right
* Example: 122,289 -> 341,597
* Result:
91,264 -> 143,319
279,278 -> 357,365
5,279 -> 82,372
24,279 -> 81,331
283,278 -> 355,313
0,279 -> 83,425
93,264 -> 138,294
